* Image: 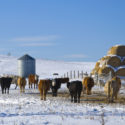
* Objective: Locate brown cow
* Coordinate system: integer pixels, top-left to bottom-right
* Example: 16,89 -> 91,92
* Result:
82,76 -> 94,95
17,77 -> 26,93
104,76 -> 121,102
38,79 -> 51,100
28,74 -> 39,89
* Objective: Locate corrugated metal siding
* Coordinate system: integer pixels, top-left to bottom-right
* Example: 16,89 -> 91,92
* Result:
18,59 -> 35,78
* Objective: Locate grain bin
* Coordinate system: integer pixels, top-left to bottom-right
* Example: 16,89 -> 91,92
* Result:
18,54 -> 35,78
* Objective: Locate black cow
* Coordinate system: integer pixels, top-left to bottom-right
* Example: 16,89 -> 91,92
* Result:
50,78 -> 61,97
67,81 -> 83,103
0,77 -> 12,94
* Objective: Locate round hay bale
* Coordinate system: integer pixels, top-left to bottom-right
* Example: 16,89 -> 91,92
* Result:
122,58 -> 125,65
116,67 -> 125,77
91,67 -> 100,75
98,66 -> 115,76
106,56 -> 121,67
91,61 -> 100,75
107,45 -> 125,57
95,61 -> 100,68
99,56 -> 110,66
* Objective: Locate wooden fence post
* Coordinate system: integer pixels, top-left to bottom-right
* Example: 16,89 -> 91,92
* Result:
78,70 -> 79,78
67,72 -> 68,78
70,71 -> 72,79
81,71 -> 83,79
74,70 -> 75,79
64,73 -> 66,78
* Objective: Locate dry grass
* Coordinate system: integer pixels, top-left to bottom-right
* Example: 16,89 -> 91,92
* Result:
46,90 -> 125,104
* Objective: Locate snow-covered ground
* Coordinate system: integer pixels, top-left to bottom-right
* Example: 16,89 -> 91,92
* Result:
0,55 -> 125,125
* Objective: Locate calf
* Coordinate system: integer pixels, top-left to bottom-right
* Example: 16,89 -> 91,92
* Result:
11,75 -> 19,89
104,76 -> 121,102
38,79 -> 51,100
0,77 -> 12,94
67,81 -> 83,103
17,77 -> 26,93
28,74 -> 39,89
50,78 -> 69,97
50,78 -> 61,97
82,77 -> 94,95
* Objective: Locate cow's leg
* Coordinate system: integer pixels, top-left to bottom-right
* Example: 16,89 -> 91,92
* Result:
107,93 -> 110,102
34,83 -> 35,89
83,87 -> 86,95
107,83 -> 111,102
20,86 -> 22,93
87,88 -> 90,95
74,92 -> 77,103
7,88 -> 9,94
30,83 -> 32,89
2,88 -> 4,94
40,90 -> 43,100
78,91 -> 81,103
15,84 -> 17,89
36,82 -> 38,89
43,90 -> 46,101
115,93 -> 118,100
23,85 -> 25,93
111,89 -> 115,103
5,88 -> 6,94
29,82 -> 30,89
70,92 -> 73,102
89,88 -> 92,95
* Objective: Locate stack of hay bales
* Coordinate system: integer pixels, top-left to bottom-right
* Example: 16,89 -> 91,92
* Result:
91,45 -> 125,78
116,67 -> 125,76
91,61 -> 100,74
107,45 -> 125,57
98,65 -> 115,76
106,56 -> 121,67
122,57 -> 125,65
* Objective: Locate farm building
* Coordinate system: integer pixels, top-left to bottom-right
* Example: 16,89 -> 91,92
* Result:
91,45 -> 125,78
18,54 -> 35,78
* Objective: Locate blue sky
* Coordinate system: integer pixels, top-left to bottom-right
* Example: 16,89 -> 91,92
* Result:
0,0 -> 125,61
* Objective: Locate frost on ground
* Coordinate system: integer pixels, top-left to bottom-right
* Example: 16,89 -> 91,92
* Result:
0,55 -> 125,125
0,86 -> 125,125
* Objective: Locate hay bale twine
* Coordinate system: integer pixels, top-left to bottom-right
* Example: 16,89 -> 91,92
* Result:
98,66 -> 115,76
106,56 -> 121,67
122,58 -> 125,65
107,45 -> 125,57
116,67 -> 125,77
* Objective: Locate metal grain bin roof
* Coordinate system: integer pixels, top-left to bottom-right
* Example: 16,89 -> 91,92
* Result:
18,54 -> 35,60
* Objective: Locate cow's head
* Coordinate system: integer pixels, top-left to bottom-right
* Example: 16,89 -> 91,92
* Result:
51,79 -> 58,97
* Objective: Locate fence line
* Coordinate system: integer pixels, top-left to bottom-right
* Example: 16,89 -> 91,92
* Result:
63,70 -> 88,79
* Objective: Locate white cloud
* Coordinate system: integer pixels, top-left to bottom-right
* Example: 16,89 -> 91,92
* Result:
10,35 -> 59,42
64,54 -> 87,59
21,42 -> 54,47
0,48 -> 6,52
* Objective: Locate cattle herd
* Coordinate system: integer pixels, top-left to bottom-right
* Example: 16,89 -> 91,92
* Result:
0,74 -> 122,103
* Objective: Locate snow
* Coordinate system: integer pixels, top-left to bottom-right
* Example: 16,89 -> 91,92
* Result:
0,55 -> 125,125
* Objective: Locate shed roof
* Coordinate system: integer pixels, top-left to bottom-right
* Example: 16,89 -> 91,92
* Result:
18,54 -> 35,60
